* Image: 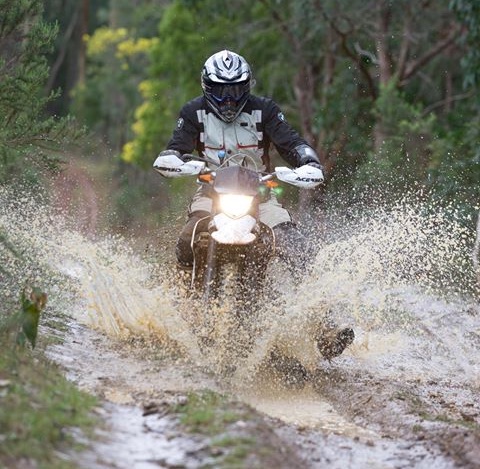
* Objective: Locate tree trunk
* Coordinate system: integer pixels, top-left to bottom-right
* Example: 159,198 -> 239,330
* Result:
376,0 -> 392,87
373,0 -> 392,155
77,0 -> 89,87
293,62 -> 316,148
45,5 -> 80,96
317,25 -> 336,168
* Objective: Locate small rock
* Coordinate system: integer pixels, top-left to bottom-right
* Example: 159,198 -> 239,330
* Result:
176,395 -> 188,406
93,406 -> 108,416
210,447 -> 224,456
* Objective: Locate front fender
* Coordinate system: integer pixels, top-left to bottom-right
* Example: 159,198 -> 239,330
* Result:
211,214 -> 257,244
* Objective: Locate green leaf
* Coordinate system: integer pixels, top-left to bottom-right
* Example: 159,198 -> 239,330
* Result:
16,287 -> 47,349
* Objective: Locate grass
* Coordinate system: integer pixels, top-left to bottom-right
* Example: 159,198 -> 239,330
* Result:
0,337 -> 98,469
396,388 -> 480,432
174,390 -> 282,469
418,411 -> 480,431
212,435 -> 259,468
176,390 -> 241,435
0,225 -> 100,469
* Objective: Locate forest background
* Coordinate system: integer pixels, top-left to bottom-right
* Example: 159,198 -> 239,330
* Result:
1,0 -> 480,310
2,0 -> 480,236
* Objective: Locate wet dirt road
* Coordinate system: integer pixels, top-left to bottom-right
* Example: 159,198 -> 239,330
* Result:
46,291 -> 480,469
3,185 -> 480,468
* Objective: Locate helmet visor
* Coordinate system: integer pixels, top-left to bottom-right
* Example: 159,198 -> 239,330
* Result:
206,80 -> 250,103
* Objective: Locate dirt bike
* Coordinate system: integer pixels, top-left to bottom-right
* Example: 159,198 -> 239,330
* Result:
153,152 -> 352,383
153,152 -> 323,305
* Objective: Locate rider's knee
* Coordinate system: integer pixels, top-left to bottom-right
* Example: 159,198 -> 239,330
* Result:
176,210 -> 210,267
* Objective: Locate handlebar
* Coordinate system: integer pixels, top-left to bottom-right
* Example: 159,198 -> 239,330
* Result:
154,151 -> 323,188
183,152 -> 263,172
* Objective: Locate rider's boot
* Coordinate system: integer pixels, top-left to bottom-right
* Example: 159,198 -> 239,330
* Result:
315,323 -> 355,360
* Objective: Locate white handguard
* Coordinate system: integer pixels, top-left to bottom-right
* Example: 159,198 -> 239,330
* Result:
275,164 -> 324,189
153,153 -> 205,178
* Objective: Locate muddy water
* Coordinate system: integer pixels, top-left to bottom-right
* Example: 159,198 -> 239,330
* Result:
2,186 -> 479,467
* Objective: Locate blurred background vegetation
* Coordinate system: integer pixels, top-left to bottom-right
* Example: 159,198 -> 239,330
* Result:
3,0 -> 480,229
1,0 -> 480,282
39,1 -> 480,225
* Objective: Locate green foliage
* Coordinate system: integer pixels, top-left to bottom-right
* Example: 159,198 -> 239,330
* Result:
70,0 -> 166,153
0,196 -> 97,468
0,228 -> 46,349
0,337 -> 97,468
176,390 -> 240,435
0,187 -> 72,335
173,389 -> 287,468
75,0 -> 480,225
428,109 -> 480,210
0,0 -> 80,183
450,0 -> 480,90
121,1 -> 234,167
353,79 -> 438,196
15,287 -> 47,348
72,25 -> 157,152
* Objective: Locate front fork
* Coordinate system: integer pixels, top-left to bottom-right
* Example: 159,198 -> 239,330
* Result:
191,221 -> 275,302
202,235 -> 218,302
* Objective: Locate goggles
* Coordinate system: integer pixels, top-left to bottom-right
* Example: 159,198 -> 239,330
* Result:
206,80 -> 249,103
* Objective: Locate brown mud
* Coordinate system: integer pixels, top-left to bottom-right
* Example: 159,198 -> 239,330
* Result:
3,165 -> 480,468
46,295 -> 480,469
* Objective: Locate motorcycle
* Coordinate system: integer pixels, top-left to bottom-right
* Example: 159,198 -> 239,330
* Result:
153,152 -> 323,305
153,152 -> 351,383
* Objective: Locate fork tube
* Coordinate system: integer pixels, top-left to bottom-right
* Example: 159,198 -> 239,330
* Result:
203,237 -> 217,302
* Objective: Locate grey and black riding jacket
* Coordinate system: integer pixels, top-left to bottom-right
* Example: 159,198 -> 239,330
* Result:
166,95 -> 321,173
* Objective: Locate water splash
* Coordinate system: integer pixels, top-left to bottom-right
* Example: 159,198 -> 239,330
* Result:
0,185 -> 202,363
234,195 -> 479,386
1,186 -> 478,389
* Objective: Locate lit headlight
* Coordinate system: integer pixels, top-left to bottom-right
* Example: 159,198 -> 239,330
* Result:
218,194 -> 254,219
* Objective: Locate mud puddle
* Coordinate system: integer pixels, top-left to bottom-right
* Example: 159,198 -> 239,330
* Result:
46,299 -> 479,469
47,322 -> 306,469
4,185 -> 480,467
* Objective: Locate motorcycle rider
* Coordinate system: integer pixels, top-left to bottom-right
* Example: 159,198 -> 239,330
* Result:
159,50 -> 322,270
156,50 -> 353,358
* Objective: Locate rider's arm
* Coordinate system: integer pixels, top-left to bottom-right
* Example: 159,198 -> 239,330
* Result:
261,98 -> 322,169
164,97 -> 203,157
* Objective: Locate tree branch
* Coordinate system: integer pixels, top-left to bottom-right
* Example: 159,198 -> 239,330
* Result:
400,23 -> 462,85
258,0 -> 298,49
376,0 -> 393,85
421,90 -> 474,116
397,6 -> 413,80
45,4 -> 80,95
315,1 -> 377,100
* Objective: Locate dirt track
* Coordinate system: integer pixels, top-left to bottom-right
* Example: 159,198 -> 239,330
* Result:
43,159 -> 480,468
47,301 -> 480,469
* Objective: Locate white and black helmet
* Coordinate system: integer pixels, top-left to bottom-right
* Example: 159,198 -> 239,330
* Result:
201,50 -> 254,123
